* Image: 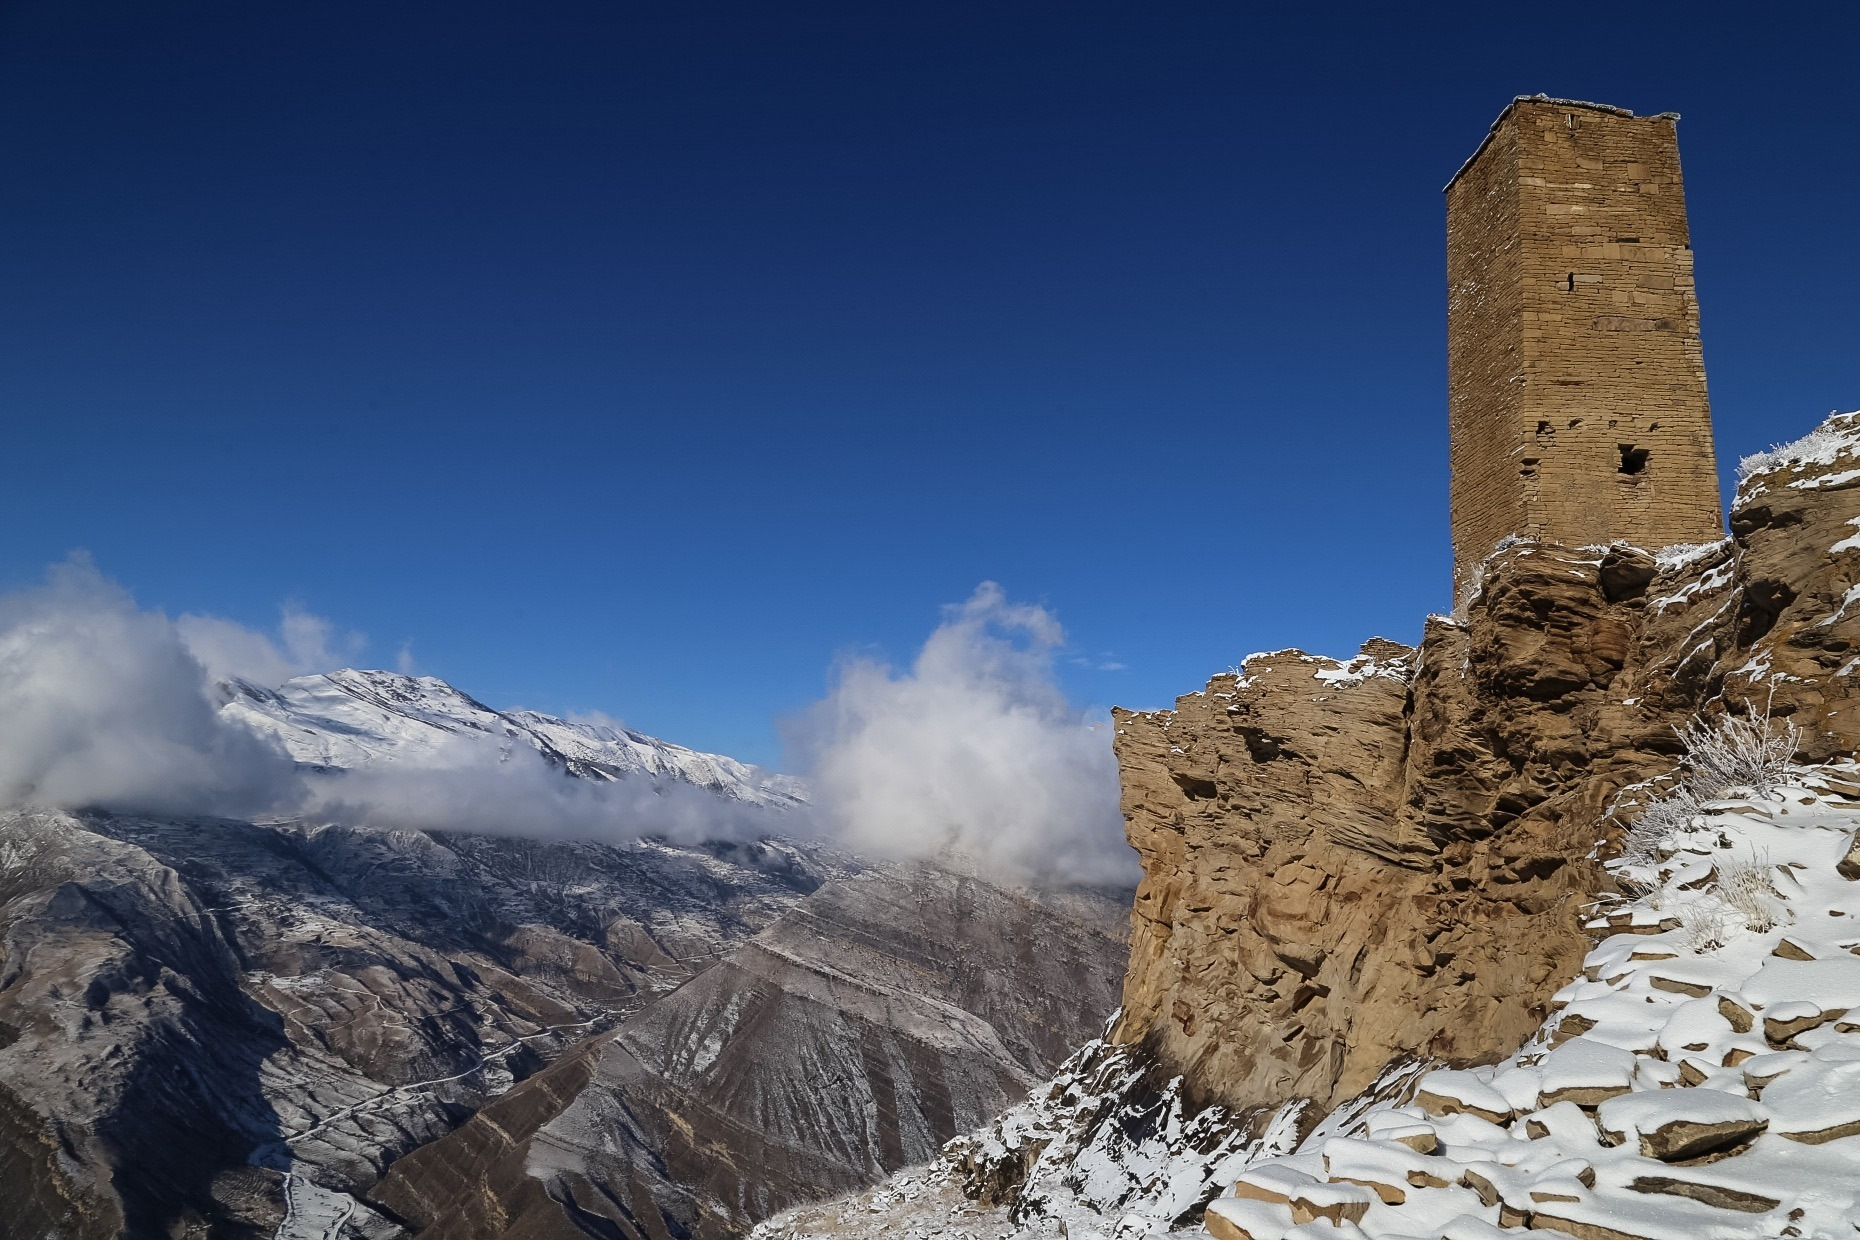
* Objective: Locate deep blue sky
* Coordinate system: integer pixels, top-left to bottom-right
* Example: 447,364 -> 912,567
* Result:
3,2 -> 1855,767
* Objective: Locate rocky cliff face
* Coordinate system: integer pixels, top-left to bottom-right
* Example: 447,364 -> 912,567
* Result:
1111,410 -> 1860,1122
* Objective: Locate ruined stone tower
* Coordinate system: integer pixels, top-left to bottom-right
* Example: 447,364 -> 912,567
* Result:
1447,96 -> 1722,590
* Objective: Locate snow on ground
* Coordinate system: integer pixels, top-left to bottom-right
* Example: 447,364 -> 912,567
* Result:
1312,650 -> 1415,690
1205,763 -> 1860,1240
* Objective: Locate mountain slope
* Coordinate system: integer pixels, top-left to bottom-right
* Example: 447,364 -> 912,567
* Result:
371,862 -> 1132,1240
0,809 -> 841,1238
0,664 -> 1135,1240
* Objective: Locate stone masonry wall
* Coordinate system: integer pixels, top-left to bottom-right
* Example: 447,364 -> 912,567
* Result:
1446,114 -> 1527,590
1447,98 -> 1723,591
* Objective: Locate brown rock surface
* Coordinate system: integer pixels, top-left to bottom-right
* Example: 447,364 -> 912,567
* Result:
1624,1116 -> 1767,1163
1110,411 -> 1860,1119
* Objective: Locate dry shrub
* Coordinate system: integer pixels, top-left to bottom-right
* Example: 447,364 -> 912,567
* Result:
1677,708 -> 1799,801
1614,704 -> 1798,868
1679,901 -> 1735,953
1718,857 -> 1781,933
1620,786 -> 1703,870
1736,424 -> 1855,481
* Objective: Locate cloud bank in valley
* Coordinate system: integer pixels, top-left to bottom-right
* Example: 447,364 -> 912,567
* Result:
302,734 -> 779,843
793,582 -> 1137,885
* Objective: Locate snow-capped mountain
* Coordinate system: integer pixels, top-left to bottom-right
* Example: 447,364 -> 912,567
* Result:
220,668 -> 807,809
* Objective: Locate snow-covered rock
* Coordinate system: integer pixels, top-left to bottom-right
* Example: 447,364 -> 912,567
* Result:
1198,767 -> 1860,1240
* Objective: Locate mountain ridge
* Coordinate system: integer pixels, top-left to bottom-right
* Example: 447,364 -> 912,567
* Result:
220,667 -> 808,810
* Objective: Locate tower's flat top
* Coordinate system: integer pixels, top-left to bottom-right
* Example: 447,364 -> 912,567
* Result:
1443,94 -> 1682,193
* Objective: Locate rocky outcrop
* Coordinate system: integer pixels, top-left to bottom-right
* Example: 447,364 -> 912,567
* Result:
752,411 -> 1860,1240
1201,768 -> 1860,1240
1110,411 -> 1860,1122
369,863 -> 1131,1240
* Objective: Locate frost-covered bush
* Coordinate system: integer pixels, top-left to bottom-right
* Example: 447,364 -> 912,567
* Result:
1736,420 -> 1856,482
1679,900 -> 1734,953
1718,858 -> 1781,933
1676,708 -> 1799,801
1613,705 -> 1797,877
1611,705 -> 1799,940
1619,786 -> 1703,869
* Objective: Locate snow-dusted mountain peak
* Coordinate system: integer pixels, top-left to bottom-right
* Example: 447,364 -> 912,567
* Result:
221,668 -> 807,809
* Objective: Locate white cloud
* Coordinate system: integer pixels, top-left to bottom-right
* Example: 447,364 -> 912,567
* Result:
0,556 -> 301,817
566,709 -> 628,731
0,556 -> 789,843
301,732 -> 778,843
792,582 -> 1136,885
177,602 -> 364,688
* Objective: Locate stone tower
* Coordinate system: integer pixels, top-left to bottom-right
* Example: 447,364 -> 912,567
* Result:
1446,96 -> 1722,590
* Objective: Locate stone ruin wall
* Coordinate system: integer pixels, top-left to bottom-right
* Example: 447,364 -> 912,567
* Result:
1448,98 -> 1723,591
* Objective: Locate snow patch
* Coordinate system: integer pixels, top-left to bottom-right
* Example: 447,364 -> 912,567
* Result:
1312,651 -> 1414,690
